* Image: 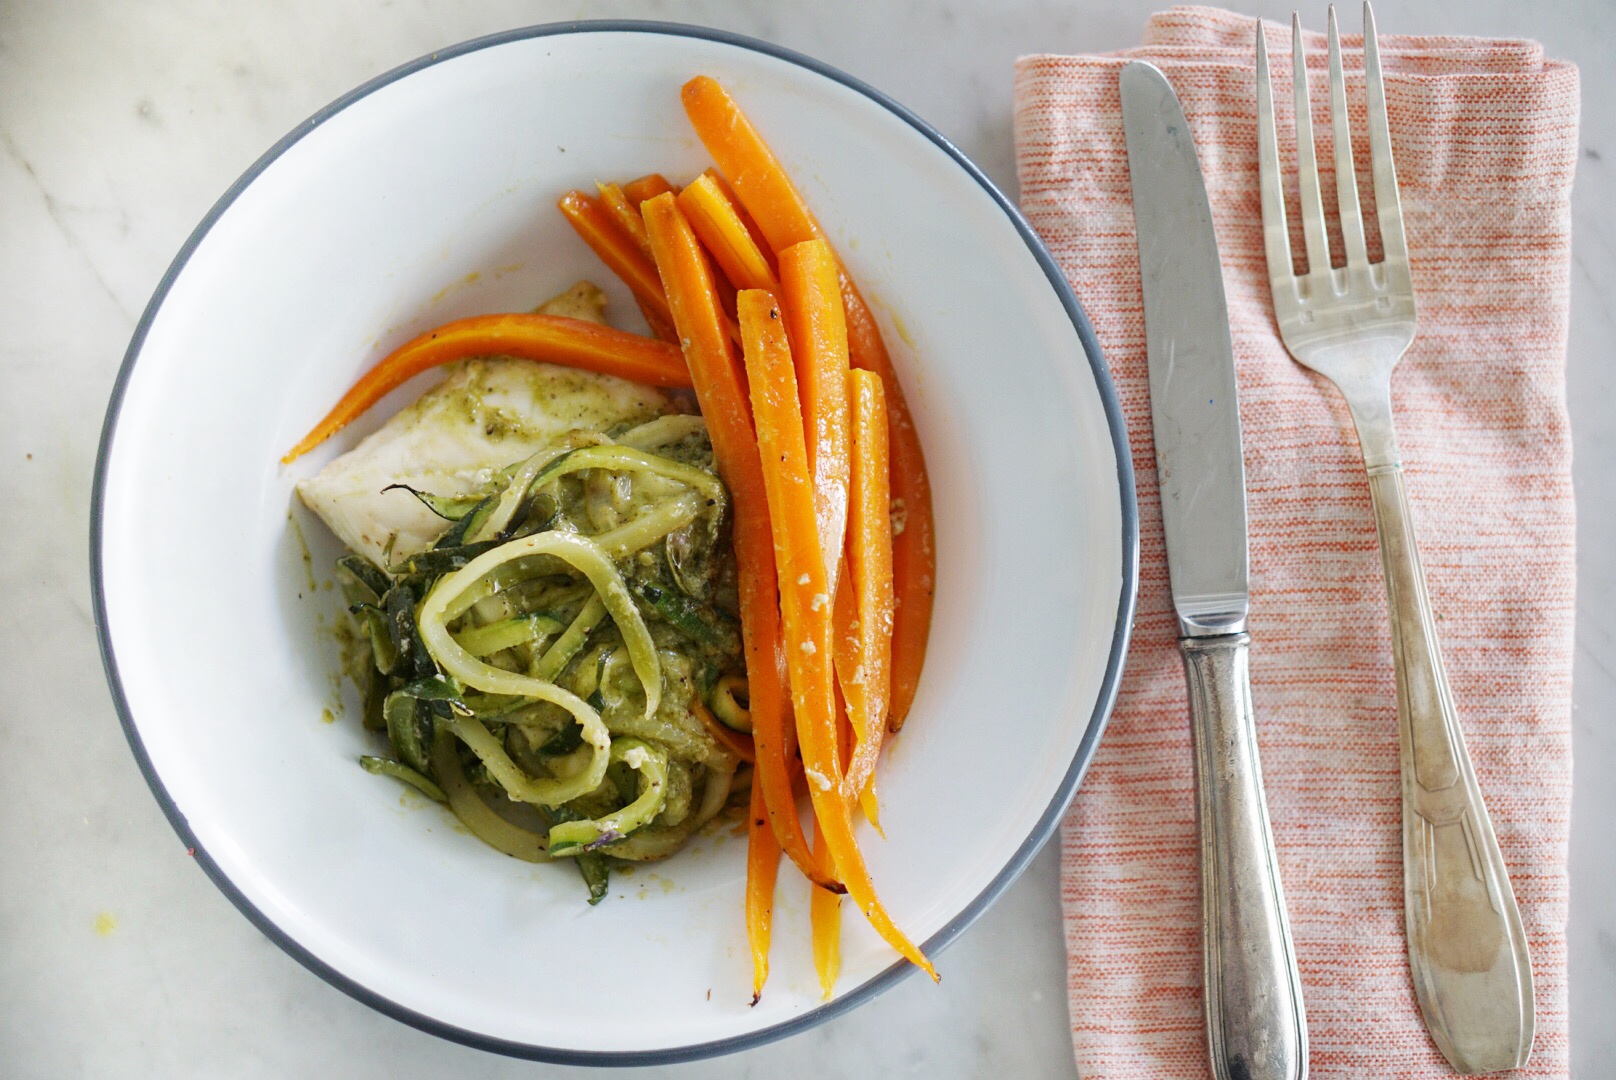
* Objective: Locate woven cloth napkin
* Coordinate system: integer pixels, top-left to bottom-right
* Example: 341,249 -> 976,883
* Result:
1014,7 -> 1579,1076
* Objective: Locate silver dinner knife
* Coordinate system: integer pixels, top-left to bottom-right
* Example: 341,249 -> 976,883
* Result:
1121,61 -> 1308,1080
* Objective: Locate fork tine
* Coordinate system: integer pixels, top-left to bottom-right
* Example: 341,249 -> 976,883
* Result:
1327,6 -> 1369,268
1363,1 -> 1410,269
1290,13 -> 1332,276
1255,21 -> 1296,288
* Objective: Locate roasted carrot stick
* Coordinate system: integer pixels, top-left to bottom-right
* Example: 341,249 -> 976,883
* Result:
841,283 -> 931,732
739,288 -> 935,980
640,193 -> 840,894
832,564 -> 882,830
598,181 -> 653,258
846,296 -> 931,731
681,75 -> 934,732
745,778 -> 782,1005
282,314 -> 690,463
809,813 -> 842,1000
810,686 -> 859,998
622,172 -> 677,207
702,168 -> 775,272
842,369 -> 894,801
557,189 -> 678,343
678,172 -> 767,339
679,173 -> 780,294
681,77 -> 818,256
778,239 -> 850,596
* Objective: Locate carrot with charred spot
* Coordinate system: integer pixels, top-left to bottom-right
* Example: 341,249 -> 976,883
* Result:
745,779 -> 782,1004
282,313 -> 689,463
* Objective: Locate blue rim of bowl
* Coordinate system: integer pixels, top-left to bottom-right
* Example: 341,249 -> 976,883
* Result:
90,18 -> 1139,1068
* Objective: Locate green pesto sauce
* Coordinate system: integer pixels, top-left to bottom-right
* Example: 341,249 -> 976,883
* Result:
287,510 -> 317,593
427,361 -> 665,446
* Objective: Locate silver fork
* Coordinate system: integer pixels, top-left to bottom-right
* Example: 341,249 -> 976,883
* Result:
1256,4 -> 1534,1073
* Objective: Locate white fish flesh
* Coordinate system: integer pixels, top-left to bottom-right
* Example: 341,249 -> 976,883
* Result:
296,286 -> 670,566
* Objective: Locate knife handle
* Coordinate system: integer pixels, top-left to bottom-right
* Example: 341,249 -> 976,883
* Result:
1365,463 -> 1535,1073
1181,632 -> 1308,1080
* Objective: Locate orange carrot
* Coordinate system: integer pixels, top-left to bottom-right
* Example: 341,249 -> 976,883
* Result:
842,369 -> 894,800
739,288 -> 935,980
810,686 -> 858,998
844,284 -> 931,732
282,314 -> 689,463
745,779 -> 782,1004
702,168 -> 775,272
598,181 -> 653,258
678,173 -> 780,293
557,189 -> 678,343
712,263 -> 743,333
809,813 -> 842,1000
622,172 -> 677,207
832,564 -> 882,830
681,77 -> 819,256
681,75 -> 934,732
778,239 -> 850,595
640,193 -> 840,895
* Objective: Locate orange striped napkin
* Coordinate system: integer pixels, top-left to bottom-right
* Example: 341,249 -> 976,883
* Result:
1014,8 -> 1579,1077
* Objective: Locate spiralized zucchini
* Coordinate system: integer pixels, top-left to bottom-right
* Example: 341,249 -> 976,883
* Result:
709,672 -> 752,733
337,417 -> 753,902
616,414 -> 708,450
419,531 -> 664,720
548,738 -> 669,853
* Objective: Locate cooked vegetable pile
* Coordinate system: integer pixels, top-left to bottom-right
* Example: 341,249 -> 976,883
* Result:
288,75 -> 937,1002
333,412 -> 749,904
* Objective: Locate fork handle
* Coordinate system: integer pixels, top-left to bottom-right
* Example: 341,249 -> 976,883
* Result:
1182,633 -> 1308,1080
1364,461 -> 1535,1073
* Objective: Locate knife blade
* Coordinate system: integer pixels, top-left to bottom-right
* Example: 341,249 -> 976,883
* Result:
1121,60 -> 1309,1080
1121,61 -> 1248,639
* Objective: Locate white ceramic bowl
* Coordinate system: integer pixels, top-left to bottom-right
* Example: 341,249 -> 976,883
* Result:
93,22 -> 1136,1064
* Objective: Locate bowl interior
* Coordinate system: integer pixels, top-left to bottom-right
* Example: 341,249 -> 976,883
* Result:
97,25 -> 1130,1059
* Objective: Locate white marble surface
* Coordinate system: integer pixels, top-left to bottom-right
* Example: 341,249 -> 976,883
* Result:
1,1 -> 1608,1076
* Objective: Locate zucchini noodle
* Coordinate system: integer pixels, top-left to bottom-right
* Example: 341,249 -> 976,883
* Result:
454,611 -> 565,657
359,755 -> 447,802
438,561 -> 530,622
431,729 -> 551,862
709,672 -> 752,733
526,444 -> 727,511
419,531 -> 663,721
549,738 -> 670,853
449,714 -> 608,808
616,414 -> 708,450
593,492 -> 703,561
602,706 -> 713,762
468,443 -> 585,544
535,596 -> 607,680
693,755 -> 737,827
603,818 -> 701,862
